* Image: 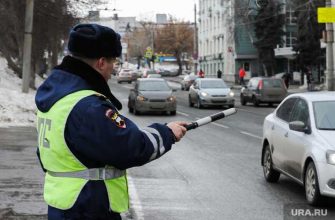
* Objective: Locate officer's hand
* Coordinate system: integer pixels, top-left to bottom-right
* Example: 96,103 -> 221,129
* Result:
167,121 -> 188,142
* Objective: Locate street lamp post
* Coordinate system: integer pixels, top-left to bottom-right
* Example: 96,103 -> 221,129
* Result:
193,3 -> 198,73
325,0 -> 335,91
22,0 -> 34,93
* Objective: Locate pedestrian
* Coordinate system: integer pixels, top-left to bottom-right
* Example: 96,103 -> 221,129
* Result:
35,24 -> 187,220
239,66 -> 246,85
306,67 -> 313,91
217,69 -> 222,79
282,72 -> 291,89
198,69 -> 205,78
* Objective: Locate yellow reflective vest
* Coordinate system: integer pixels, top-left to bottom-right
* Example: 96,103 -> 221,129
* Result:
37,90 -> 129,212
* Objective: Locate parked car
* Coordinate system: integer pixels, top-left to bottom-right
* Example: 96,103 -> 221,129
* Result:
116,69 -> 134,83
261,92 -> 335,205
181,74 -> 198,91
131,69 -> 142,81
157,68 -> 172,77
240,77 -> 287,106
188,78 -> 235,108
128,78 -> 177,115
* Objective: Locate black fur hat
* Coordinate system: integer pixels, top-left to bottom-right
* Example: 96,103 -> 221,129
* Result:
68,24 -> 122,58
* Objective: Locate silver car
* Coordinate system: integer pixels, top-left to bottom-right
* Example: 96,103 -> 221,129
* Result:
188,78 -> 235,108
262,92 -> 335,205
116,69 -> 134,83
128,78 -> 177,115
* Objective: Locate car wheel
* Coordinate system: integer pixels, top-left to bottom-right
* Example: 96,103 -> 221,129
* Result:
228,104 -> 234,108
240,94 -> 246,106
188,95 -> 194,107
197,97 -> 203,109
128,81 -> 131,84
170,110 -> 176,115
252,96 -> 259,107
133,105 -> 140,115
305,162 -> 325,206
262,145 -> 280,182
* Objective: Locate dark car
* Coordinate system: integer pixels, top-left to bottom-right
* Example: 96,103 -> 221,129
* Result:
240,77 -> 287,107
128,78 -> 177,115
181,74 -> 198,91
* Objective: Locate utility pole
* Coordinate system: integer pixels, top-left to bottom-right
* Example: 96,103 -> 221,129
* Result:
325,0 -> 335,91
193,3 -> 198,73
151,26 -> 155,70
22,0 -> 34,93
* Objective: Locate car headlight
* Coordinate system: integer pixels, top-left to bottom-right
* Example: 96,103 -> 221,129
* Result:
167,96 -> 176,102
137,95 -> 147,101
200,92 -> 208,97
326,150 -> 335,165
229,91 -> 235,97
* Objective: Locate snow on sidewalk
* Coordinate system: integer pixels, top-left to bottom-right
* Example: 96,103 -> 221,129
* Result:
0,56 -> 42,127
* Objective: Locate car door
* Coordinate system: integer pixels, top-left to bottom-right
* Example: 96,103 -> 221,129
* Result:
284,98 -> 310,180
271,97 -> 298,170
129,82 -> 138,107
189,80 -> 199,102
244,78 -> 258,101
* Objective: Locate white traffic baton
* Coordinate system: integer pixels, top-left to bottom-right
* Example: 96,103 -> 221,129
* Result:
184,108 -> 237,130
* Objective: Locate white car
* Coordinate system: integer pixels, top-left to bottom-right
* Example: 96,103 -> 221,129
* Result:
261,92 -> 335,205
188,78 -> 235,108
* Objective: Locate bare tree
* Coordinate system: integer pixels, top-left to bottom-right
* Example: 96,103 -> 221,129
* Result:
154,19 -> 194,74
127,22 -> 155,68
0,0 -> 104,89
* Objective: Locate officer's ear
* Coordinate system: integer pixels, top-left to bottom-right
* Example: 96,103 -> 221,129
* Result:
96,57 -> 105,70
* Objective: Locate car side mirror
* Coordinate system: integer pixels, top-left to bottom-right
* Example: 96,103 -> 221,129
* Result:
289,121 -> 311,134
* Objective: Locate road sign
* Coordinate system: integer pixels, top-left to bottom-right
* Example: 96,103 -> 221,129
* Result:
145,47 -> 153,58
317,8 -> 335,23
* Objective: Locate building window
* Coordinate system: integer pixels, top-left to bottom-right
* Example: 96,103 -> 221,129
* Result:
286,32 -> 297,47
286,9 -> 297,25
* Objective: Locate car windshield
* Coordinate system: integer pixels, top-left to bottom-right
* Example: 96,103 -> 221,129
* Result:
200,80 -> 227,89
313,101 -> 335,130
138,81 -> 171,91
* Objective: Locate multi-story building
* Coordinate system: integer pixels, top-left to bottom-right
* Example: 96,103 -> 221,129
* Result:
198,0 -> 300,82
198,0 -> 258,82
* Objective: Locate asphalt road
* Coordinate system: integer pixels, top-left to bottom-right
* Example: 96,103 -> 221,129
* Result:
0,76 -> 334,220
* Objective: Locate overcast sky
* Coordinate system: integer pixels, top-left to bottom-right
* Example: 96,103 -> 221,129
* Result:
100,0 -> 198,22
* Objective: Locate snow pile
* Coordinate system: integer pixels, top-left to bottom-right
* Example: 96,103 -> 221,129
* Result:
0,56 -> 42,127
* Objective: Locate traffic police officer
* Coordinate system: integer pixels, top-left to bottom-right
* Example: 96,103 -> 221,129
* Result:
35,23 -> 187,220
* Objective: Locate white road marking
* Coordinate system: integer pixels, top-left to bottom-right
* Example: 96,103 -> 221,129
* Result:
177,111 -> 189,117
212,122 -> 229,128
127,176 -> 145,220
240,131 -> 262,140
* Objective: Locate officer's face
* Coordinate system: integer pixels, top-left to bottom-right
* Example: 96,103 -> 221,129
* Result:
97,57 -> 115,81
